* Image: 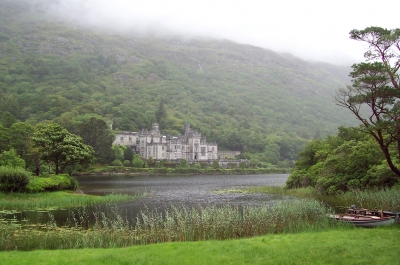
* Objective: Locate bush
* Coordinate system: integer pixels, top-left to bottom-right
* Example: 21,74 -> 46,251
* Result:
111,159 -> 123,166
26,175 -> 77,193
192,163 -> 201,169
0,166 -> 30,193
132,154 -> 144,168
154,167 -> 169,174
101,166 -> 125,172
199,162 -> 210,168
123,160 -> 131,167
163,162 -> 178,168
68,177 -> 78,190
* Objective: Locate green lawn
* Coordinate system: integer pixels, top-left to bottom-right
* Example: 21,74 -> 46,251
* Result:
1,227 -> 399,265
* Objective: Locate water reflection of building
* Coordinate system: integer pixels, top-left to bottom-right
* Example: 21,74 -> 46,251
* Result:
113,123 -> 218,161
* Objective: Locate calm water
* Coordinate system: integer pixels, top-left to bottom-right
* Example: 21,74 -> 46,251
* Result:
5,174 -> 290,226
75,174 -> 290,209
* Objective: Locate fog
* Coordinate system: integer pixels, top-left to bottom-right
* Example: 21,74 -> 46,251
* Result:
48,0 -> 398,66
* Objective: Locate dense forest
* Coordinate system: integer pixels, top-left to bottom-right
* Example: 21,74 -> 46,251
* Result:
0,0 -> 358,167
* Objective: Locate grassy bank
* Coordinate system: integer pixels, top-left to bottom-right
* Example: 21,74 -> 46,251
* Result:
1,227 -> 399,264
0,191 -> 141,210
84,166 -> 291,176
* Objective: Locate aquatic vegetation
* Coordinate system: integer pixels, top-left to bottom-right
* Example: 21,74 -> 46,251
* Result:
338,188 -> 400,211
0,198 -> 343,251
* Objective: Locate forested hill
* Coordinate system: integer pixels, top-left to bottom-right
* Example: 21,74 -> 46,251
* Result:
0,0 -> 357,165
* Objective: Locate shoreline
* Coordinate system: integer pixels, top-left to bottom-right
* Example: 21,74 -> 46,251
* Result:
74,168 -> 291,177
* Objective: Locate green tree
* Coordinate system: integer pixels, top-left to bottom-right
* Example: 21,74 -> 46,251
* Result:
263,140 -> 280,165
0,124 -> 9,153
286,127 -> 391,193
8,122 -> 34,160
178,159 -> 188,168
0,148 -> 26,168
112,145 -> 125,162
147,156 -> 156,168
27,147 -> 44,176
124,146 -> 134,162
111,159 -> 123,166
334,27 -> 400,178
73,116 -> 115,163
213,160 -> 220,169
32,123 -> 95,175
155,99 -> 167,127
132,154 -> 144,168
0,111 -> 17,128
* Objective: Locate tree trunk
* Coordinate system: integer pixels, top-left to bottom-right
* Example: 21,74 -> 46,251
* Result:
381,146 -> 400,177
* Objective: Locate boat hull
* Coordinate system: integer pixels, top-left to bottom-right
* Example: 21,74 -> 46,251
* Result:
329,214 -> 395,228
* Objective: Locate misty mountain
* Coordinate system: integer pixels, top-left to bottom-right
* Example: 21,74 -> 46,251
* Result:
0,0 -> 358,164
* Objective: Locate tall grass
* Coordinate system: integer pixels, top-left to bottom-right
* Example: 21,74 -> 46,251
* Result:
245,186 -> 400,212
133,199 -> 340,245
0,199 -> 344,251
338,188 -> 400,211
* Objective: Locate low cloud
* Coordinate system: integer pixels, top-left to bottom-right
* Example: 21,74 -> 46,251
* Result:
46,0 -> 397,66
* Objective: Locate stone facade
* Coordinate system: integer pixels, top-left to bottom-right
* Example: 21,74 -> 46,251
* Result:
113,123 -> 218,161
217,150 -> 241,159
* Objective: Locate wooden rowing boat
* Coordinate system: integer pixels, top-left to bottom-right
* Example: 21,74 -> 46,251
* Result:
347,207 -> 399,219
328,214 -> 395,227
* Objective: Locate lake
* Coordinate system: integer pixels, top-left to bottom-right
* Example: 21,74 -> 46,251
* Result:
75,174 -> 290,209
5,174 -> 291,226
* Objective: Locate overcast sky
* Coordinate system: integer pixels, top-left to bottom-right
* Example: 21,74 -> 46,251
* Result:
50,0 -> 398,66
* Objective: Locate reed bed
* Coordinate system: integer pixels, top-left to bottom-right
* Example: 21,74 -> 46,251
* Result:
242,186 -> 400,212
0,198 -> 343,251
338,188 -> 400,211
133,199 -> 339,245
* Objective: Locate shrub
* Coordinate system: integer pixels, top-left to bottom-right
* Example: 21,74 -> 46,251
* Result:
155,167 -> 169,174
111,159 -> 123,166
26,175 -> 77,193
174,168 -> 191,174
132,154 -> 144,168
101,166 -> 124,172
163,162 -> 178,168
68,177 -> 78,190
0,166 -> 30,193
147,156 -> 156,167
199,162 -> 209,168
192,163 -> 201,169
123,160 -> 131,167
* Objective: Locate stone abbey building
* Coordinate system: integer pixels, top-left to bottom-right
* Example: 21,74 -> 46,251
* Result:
113,123 -> 218,161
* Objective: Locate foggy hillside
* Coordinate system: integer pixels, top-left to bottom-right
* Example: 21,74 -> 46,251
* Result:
0,0 -> 358,164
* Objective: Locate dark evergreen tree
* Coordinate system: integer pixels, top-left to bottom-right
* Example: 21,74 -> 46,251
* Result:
334,27 -> 400,177
123,147 -> 134,162
73,117 -> 115,164
155,100 -> 167,128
